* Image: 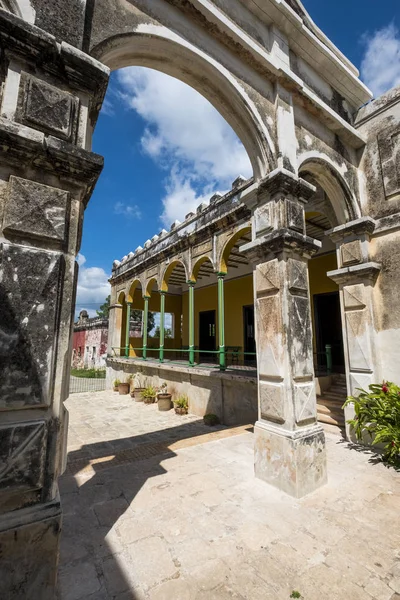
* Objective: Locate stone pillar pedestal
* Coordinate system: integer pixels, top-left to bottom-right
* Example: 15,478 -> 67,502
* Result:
108,303 -> 123,357
327,218 -> 381,440
242,169 -> 327,498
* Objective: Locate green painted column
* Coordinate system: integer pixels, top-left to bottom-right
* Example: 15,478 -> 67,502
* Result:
159,291 -> 166,362
143,295 -> 149,360
218,273 -> 226,371
188,281 -> 195,366
125,302 -> 132,357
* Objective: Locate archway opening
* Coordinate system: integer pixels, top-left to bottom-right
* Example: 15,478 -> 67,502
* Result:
301,164 -> 351,432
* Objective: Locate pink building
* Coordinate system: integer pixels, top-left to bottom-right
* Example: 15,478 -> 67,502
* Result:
72,310 -> 108,369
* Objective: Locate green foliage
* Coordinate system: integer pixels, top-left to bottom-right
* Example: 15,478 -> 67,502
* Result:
152,326 -> 173,339
290,592 -> 302,599
203,413 -> 221,426
142,386 -> 157,399
174,395 -> 188,409
344,381 -> 400,466
113,378 -> 121,386
96,295 -> 110,318
132,309 -> 155,333
71,368 -> 106,379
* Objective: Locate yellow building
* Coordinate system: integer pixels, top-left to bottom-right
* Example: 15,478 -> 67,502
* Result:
108,177 -> 347,430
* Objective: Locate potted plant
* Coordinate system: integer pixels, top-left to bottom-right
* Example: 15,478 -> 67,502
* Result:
113,379 -> 120,392
157,382 -> 172,411
127,374 -> 135,398
203,413 -> 220,426
118,376 -> 130,395
174,395 -> 188,415
134,373 -> 146,402
142,386 -> 157,404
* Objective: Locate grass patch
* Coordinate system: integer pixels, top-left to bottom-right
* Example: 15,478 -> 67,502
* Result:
70,368 -> 106,379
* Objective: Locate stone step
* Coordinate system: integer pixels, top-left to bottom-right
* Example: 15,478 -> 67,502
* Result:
321,422 -> 345,436
318,412 -> 345,427
323,390 -> 347,405
329,385 -> 347,393
317,399 -> 344,414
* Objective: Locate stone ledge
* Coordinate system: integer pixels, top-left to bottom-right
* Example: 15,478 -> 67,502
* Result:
327,261 -> 381,284
0,118 -> 103,202
106,357 -> 257,384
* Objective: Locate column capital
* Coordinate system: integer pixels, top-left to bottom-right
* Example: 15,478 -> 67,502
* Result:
217,272 -> 226,278
241,229 -> 321,263
326,217 -> 377,243
327,261 -> 381,285
187,280 -> 196,287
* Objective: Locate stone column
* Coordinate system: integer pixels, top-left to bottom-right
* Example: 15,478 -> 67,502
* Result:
326,218 -> 381,439
108,303 -> 123,357
241,169 -> 327,498
0,11 -> 108,598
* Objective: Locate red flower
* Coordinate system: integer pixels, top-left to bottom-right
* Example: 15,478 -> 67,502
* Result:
382,384 -> 389,393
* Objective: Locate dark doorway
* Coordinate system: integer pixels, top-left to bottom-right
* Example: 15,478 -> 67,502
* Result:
314,292 -> 345,373
243,305 -> 256,364
199,310 -> 216,361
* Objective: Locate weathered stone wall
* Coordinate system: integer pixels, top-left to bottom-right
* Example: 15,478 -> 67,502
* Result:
0,9 -> 108,597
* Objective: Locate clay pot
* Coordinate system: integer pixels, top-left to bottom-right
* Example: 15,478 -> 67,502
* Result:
113,386 -> 119,392
143,396 -> 156,404
157,393 -> 172,411
134,388 -> 145,402
174,407 -> 188,415
118,382 -> 130,395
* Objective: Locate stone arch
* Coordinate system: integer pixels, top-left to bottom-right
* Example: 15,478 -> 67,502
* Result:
117,290 -> 126,304
127,279 -> 142,303
191,256 -> 215,283
161,259 -> 189,291
145,277 -> 158,297
91,30 -> 275,180
219,226 -> 252,274
1,0 -> 35,23
298,154 -> 361,225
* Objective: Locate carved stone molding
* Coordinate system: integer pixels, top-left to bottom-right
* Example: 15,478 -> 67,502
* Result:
17,74 -> 79,142
0,244 -> 63,409
377,124 -> 400,198
4,176 -> 69,244
0,420 -> 47,493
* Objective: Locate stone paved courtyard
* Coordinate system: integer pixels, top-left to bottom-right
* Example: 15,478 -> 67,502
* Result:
58,390 -> 400,600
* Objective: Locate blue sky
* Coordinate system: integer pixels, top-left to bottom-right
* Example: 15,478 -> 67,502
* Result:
75,0 -> 400,317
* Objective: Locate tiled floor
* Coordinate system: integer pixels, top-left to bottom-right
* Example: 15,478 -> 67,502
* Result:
58,390 -> 400,600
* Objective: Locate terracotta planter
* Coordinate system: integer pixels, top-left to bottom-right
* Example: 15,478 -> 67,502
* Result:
134,388 -> 145,402
113,386 -> 119,392
143,396 -> 156,404
157,393 -> 172,411
118,382 -> 130,395
174,406 -> 188,415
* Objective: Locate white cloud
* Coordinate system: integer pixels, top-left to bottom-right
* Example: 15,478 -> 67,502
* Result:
116,67 -> 252,224
75,254 -> 110,319
100,97 -> 115,117
361,23 -> 400,98
160,169 -> 227,226
114,201 -> 142,219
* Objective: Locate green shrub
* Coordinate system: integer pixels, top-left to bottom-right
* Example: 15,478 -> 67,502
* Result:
203,413 -> 220,426
141,386 -> 157,399
71,368 -> 106,379
174,395 -> 188,409
113,378 -> 121,387
344,381 -> 400,466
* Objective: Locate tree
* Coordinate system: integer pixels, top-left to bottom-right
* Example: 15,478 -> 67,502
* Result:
132,309 -> 155,333
96,295 -> 110,318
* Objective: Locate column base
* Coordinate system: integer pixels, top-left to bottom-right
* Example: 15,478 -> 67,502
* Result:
254,420 -> 327,498
0,497 -> 62,599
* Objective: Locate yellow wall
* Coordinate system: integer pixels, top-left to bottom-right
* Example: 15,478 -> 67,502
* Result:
182,274 -> 254,349
127,288 -> 182,357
